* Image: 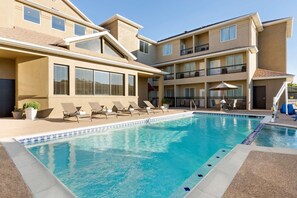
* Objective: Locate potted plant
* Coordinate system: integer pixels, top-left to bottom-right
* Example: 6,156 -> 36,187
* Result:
11,106 -> 23,119
162,98 -> 171,109
23,101 -> 40,120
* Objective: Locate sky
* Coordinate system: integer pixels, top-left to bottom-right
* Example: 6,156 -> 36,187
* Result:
71,0 -> 296,82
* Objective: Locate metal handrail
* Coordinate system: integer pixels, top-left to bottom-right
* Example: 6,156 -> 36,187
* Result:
207,63 -> 246,75
180,47 -> 194,56
176,69 -> 205,79
195,43 -> 209,52
190,99 -> 197,110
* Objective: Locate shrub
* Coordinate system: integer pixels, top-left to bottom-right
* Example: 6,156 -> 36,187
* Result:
23,101 -> 40,110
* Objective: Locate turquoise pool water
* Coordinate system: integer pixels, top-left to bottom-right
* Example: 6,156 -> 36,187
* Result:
27,114 -> 260,198
254,125 -> 297,148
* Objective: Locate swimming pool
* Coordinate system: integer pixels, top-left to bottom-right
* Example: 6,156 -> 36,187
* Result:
27,113 -> 261,198
253,125 -> 297,148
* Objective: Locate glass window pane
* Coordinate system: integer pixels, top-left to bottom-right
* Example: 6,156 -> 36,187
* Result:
75,68 -> 93,95
75,24 -> 85,36
110,73 -> 124,96
95,71 -> 110,95
54,64 -> 69,95
128,75 -> 135,96
221,27 -> 229,41
229,25 -> 236,40
52,16 -> 65,31
24,6 -> 40,24
235,54 -> 243,64
163,44 -> 172,56
226,56 -> 234,66
75,39 -> 101,52
104,41 -> 124,58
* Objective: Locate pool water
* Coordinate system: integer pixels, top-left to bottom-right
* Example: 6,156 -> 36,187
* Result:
254,125 -> 297,148
27,114 -> 260,198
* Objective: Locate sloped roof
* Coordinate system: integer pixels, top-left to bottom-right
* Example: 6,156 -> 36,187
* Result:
253,68 -> 294,80
0,27 -> 163,74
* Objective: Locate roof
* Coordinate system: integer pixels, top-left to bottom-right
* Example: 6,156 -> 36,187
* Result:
100,14 -> 143,29
158,13 -> 263,43
253,68 -> 294,80
0,27 -> 163,74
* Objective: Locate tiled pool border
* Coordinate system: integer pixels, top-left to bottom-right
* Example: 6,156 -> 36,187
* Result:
16,111 -> 266,146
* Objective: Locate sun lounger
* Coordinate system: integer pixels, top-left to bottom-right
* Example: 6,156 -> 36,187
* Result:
112,101 -> 140,116
143,100 -> 168,113
129,101 -> 154,115
61,103 -> 92,123
89,102 -> 117,119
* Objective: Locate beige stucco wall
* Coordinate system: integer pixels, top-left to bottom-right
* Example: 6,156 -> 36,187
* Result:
0,0 -> 14,28
116,20 -> 139,53
138,76 -> 148,106
155,19 -> 251,64
47,56 -> 146,118
136,41 -> 157,65
258,22 -> 287,73
0,58 -> 15,79
16,57 -> 49,109
253,79 -> 287,110
13,1 -> 96,38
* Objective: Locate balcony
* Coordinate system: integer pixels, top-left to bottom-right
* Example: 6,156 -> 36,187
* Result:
195,43 -> 209,53
164,73 -> 174,80
207,64 -> 246,76
180,47 -> 193,56
176,69 -> 205,79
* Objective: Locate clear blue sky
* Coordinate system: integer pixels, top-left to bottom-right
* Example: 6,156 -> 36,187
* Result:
72,0 -> 296,82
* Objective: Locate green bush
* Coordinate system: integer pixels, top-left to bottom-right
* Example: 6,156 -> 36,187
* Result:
23,101 -> 40,110
13,106 -> 23,112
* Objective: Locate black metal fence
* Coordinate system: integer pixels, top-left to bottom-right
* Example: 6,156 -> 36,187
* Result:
207,64 -> 246,76
195,43 -> 209,52
176,69 -> 205,79
207,96 -> 246,109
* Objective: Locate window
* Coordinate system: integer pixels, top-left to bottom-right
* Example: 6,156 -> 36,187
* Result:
185,88 -> 195,98
95,71 -> 109,95
184,62 -> 196,71
163,44 -> 172,56
164,66 -> 174,73
128,75 -> 136,96
75,39 -> 101,52
75,68 -> 93,95
104,41 -> 124,58
24,6 -> 40,24
226,54 -> 243,72
139,40 -> 149,54
93,30 -> 99,33
54,64 -> 69,95
220,25 -> 236,42
165,87 -> 174,97
74,24 -> 85,36
110,73 -> 124,96
227,85 -> 243,97
209,60 -> 221,75
52,16 -> 65,31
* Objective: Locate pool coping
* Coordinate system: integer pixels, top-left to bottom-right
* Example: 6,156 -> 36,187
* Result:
186,144 -> 297,198
0,138 -> 75,198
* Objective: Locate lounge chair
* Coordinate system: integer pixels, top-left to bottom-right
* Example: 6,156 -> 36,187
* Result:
61,103 -> 92,123
112,101 -> 140,116
129,101 -> 154,115
143,100 -> 168,113
89,102 -> 117,119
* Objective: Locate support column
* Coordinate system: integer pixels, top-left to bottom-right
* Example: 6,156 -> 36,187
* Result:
158,76 -> 164,107
204,82 -> 208,109
173,64 -> 176,107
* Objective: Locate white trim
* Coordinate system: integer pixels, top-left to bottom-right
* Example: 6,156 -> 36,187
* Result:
153,46 -> 258,67
158,13 -> 263,44
62,31 -> 137,60
137,34 -> 157,44
100,14 -> 143,29
253,75 -> 294,80
62,0 -> 94,24
0,37 -> 164,75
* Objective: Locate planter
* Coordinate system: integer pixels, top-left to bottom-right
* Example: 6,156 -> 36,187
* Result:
25,107 -> 38,120
12,111 -> 23,119
163,104 -> 169,109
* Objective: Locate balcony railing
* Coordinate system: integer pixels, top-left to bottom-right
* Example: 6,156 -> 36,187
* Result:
207,96 -> 246,109
195,43 -> 209,52
164,73 -> 174,80
207,64 -> 246,76
176,97 -> 205,108
176,69 -> 205,79
180,47 -> 193,56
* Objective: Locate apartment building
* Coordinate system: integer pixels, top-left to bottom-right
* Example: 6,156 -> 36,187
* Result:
0,0 -> 165,117
101,13 -> 294,110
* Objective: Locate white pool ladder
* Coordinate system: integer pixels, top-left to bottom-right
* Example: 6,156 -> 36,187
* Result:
190,100 -> 197,110
271,81 -> 289,122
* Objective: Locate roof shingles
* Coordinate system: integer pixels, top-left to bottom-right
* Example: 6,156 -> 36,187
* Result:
253,68 -> 294,79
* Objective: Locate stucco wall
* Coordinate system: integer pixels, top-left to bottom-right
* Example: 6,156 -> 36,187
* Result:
258,22 -> 287,73
0,58 -> 15,79
138,76 -> 148,106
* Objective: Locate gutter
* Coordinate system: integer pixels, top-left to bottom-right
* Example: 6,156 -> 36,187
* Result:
0,37 -> 164,75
